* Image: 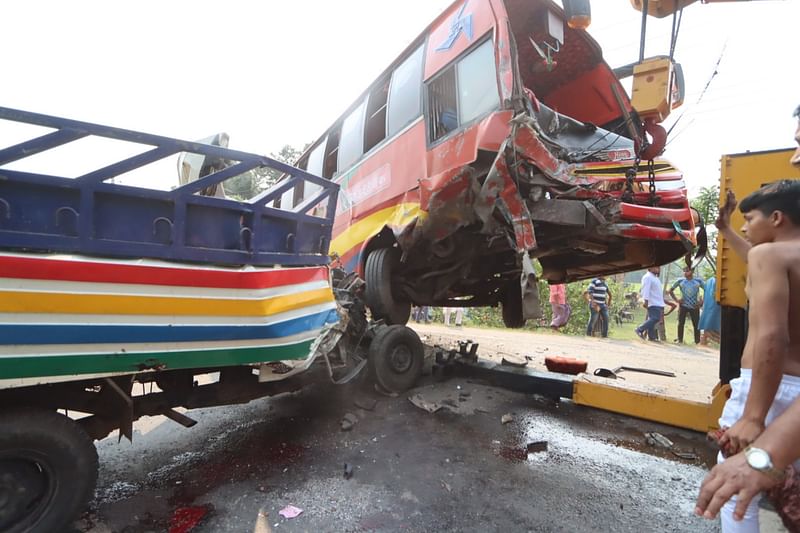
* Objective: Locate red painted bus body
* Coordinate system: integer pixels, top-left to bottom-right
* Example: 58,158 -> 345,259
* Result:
288,0 -> 695,326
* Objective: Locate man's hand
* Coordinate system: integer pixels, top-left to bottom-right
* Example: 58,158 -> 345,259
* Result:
592,302 -> 600,312
720,418 -> 765,455
695,452 -> 779,521
715,190 -> 738,231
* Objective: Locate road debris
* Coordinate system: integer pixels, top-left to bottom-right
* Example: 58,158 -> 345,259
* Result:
671,450 -> 699,461
408,393 -> 444,413
354,397 -> 378,411
544,356 -> 588,375
441,480 -> 452,492
341,413 -> 358,431
594,366 -> 676,379
527,441 -> 548,454
168,504 -> 212,533
644,432 -> 674,449
501,354 -> 528,368
254,509 -> 272,533
501,413 -> 514,424
344,463 -> 354,480
278,505 -> 304,519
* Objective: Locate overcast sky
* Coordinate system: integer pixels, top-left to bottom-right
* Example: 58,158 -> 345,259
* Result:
2,0 -> 797,193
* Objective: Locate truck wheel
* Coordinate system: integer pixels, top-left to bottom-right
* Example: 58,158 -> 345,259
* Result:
369,325 -> 424,393
0,408 -> 98,533
501,284 -> 526,329
365,247 -> 411,325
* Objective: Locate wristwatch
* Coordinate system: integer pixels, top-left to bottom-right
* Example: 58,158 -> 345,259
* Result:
744,446 -> 786,481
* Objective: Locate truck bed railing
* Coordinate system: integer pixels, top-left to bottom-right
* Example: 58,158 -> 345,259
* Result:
0,107 -> 338,267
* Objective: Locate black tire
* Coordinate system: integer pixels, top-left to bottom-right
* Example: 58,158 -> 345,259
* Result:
0,408 -> 98,533
364,247 -> 411,325
501,283 -> 526,329
369,325 -> 424,393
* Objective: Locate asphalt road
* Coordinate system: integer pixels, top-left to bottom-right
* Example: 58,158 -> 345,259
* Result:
72,360 -> 753,533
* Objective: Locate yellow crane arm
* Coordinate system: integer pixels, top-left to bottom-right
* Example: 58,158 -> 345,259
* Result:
630,0 -> 761,19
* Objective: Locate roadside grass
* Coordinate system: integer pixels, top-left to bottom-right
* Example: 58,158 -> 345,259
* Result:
438,305 -> 712,349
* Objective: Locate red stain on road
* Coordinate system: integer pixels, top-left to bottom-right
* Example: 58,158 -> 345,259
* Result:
169,504 -> 212,533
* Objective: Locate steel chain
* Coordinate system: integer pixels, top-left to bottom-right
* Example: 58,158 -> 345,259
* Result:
623,155 -> 640,203
647,159 -> 658,206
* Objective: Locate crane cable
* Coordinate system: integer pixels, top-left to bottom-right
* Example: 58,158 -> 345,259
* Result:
666,41 -> 728,144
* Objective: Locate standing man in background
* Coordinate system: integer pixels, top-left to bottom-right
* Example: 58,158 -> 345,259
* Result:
549,283 -> 570,330
584,276 -> 611,338
636,266 -> 665,341
669,267 -> 705,344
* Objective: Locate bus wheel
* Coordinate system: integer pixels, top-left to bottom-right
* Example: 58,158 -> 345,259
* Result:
501,284 -> 526,329
0,408 -> 98,533
369,325 -> 424,393
365,247 -> 411,325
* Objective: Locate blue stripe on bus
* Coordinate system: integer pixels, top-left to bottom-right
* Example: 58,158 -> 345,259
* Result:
0,309 -> 338,345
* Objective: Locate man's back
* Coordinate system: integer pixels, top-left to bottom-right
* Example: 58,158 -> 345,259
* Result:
743,241 -> 800,375
641,272 -> 664,306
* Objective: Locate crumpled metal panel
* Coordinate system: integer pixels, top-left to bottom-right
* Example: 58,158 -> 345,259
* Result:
475,140 -> 537,252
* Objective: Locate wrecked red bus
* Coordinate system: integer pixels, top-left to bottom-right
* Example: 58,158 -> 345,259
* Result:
284,0 -> 695,327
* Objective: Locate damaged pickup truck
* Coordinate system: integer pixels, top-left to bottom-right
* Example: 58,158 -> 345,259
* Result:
283,0 -> 697,327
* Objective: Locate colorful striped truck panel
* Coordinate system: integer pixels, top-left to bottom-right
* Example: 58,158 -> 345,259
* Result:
0,252 -> 338,389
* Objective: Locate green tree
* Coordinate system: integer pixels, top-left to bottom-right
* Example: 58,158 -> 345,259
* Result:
225,144 -> 307,201
690,185 -> 720,273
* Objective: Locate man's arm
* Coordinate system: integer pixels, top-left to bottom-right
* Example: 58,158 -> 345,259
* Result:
606,285 -> 612,307
721,245 -> 791,453
696,395 -> 800,521
668,279 -> 680,302
716,190 -> 751,262
640,278 -> 651,308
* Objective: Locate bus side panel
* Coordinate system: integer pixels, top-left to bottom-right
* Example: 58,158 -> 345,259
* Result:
424,0 -> 496,80
423,110 -> 513,204
330,120 -> 428,273
490,0 -> 515,104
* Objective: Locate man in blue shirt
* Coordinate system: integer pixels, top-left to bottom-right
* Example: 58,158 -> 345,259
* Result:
584,276 -> 611,337
636,266 -> 665,341
669,267 -> 705,344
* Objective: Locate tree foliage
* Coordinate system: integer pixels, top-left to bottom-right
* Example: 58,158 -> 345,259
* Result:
690,184 -> 720,273
225,144 -> 307,201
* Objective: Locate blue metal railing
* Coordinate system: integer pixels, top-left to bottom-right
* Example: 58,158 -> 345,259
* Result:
0,107 -> 338,267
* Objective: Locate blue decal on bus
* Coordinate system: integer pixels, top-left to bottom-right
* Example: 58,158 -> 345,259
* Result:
436,2 -> 473,52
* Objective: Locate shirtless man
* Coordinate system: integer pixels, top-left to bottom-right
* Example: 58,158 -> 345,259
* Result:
699,180 -> 800,532
695,106 -> 800,520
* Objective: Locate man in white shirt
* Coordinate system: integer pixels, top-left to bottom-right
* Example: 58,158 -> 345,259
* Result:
635,266 -> 665,341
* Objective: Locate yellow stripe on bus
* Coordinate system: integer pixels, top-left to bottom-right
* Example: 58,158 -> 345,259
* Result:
0,288 -> 334,317
330,202 -> 421,257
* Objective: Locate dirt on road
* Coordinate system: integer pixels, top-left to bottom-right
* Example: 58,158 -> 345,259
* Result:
411,323 -> 720,403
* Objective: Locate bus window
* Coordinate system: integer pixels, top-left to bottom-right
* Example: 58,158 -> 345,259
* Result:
387,45 -> 424,137
306,139 -> 326,176
323,126 -> 341,178
428,38 -> 499,142
303,140 -> 326,205
364,78 -> 390,153
428,69 -> 458,141
457,39 -> 499,124
338,100 -> 366,172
